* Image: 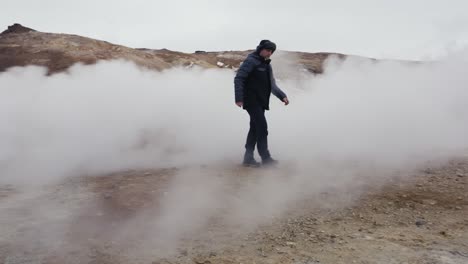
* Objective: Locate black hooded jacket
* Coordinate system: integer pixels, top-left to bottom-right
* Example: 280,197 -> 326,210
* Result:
234,52 -> 287,110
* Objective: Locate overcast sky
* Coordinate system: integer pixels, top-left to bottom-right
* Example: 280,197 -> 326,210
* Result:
2,0 -> 468,59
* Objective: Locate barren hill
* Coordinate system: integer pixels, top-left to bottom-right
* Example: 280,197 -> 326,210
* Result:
0,23 -> 343,75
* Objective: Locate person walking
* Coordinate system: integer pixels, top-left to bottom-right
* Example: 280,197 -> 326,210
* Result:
234,40 -> 289,167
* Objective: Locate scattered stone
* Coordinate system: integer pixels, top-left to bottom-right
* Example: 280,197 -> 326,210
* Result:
193,258 -> 211,264
415,219 -> 426,227
276,247 -> 286,254
286,241 -> 297,247
423,200 -> 437,206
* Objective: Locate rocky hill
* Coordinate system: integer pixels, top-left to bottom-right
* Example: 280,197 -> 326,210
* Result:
0,23 -> 345,75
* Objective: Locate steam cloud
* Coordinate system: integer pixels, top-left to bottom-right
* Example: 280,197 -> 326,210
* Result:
1,50 -> 468,261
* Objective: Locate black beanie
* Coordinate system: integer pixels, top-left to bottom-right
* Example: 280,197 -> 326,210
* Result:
256,40 -> 276,53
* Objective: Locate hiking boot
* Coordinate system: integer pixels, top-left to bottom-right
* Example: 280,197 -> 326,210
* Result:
262,157 -> 279,166
242,158 -> 261,168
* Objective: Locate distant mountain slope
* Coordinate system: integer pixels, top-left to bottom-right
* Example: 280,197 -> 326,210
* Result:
0,23 -> 350,75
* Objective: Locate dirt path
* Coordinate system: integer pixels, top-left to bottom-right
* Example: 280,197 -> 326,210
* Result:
0,160 -> 466,264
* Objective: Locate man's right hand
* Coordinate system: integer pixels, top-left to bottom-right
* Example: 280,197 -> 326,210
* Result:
236,102 -> 243,108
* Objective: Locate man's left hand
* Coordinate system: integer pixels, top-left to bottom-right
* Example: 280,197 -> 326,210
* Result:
282,97 -> 289,105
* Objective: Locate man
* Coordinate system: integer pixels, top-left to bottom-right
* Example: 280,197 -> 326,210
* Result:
234,39 -> 289,167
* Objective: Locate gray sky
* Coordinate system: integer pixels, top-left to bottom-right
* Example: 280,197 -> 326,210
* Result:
2,0 -> 468,59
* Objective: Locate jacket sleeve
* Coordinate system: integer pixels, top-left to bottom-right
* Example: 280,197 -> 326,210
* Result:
234,58 -> 256,103
270,68 -> 287,101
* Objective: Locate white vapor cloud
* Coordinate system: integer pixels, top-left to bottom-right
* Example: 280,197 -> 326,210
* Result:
0,63 -> 244,184
1,50 -> 468,261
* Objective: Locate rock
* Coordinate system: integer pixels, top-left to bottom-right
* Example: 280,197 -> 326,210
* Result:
193,258 -> 211,264
1,23 -> 36,35
414,219 -> 426,227
423,199 -> 437,206
286,241 -> 297,247
276,247 -> 288,254
216,61 -> 225,67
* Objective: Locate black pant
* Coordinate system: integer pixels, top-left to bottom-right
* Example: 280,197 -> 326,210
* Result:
244,105 -> 271,160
